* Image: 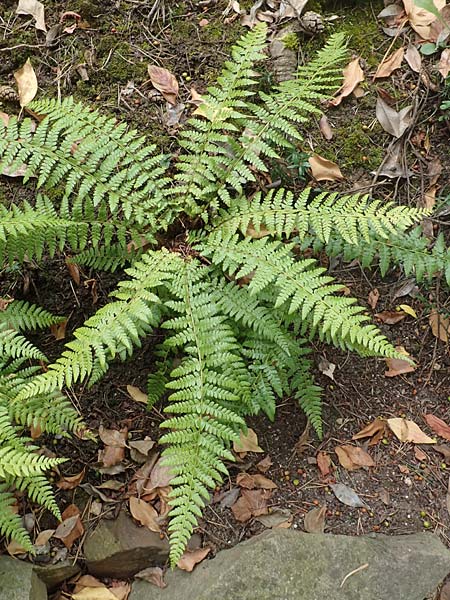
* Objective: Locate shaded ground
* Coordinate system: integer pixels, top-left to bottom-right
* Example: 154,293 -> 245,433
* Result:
1,0 -> 450,597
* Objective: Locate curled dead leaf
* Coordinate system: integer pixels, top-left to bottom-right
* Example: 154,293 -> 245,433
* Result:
177,547 -> 210,572
147,65 -> 178,105
374,47 -> 404,79
335,445 -> 375,471
317,451 -> 332,477
309,154 -> 343,182
233,428 -> 264,453
129,496 -> 161,533
429,309 -> 450,342
387,417 -> 435,444
424,414 -> 450,441
304,505 -> 327,533
329,58 -> 364,106
14,59 -> 38,107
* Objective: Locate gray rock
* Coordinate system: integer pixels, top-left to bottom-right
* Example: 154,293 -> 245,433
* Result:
130,530 -> 450,600
0,556 -> 47,600
84,511 -> 201,579
33,561 -> 80,590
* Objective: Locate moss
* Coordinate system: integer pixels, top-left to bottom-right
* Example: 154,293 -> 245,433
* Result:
282,32 -> 300,51
317,119 -> 385,171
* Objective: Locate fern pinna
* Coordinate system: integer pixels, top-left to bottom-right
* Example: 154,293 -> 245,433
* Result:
0,23 -> 440,563
0,301 -> 82,550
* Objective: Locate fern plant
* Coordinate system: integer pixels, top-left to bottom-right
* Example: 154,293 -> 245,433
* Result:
0,23 -> 442,563
0,300 -> 82,550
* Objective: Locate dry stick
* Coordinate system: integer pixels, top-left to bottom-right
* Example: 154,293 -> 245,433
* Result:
339,563 -> 369,588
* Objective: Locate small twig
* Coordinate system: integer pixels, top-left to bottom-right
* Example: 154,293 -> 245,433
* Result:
0,43 -> 45,52
340,563 -> 369,588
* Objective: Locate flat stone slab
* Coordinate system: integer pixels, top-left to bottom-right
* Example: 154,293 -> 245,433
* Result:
130,530 -> 450,600
0,556 -> 47,600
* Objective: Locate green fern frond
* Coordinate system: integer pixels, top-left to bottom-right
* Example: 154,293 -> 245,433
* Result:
0,487 -> 34,552
0,98 -> 171,228
213,188 -> 429,243
198,232 -> 400,357
160,259 -> 250,565
1,299 -> 63,331
0,194 -> 144,266
304,227 -> 450,285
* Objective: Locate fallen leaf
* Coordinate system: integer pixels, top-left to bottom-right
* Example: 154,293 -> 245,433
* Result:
397,304 -> 417,318
177,547 -> 210,572
54,505 -> 84,549
14,59 -> 38,107
429,309 -> 450,342
403,0 -> 446,38
309,154 -> 343,181
98,426 -> 128,468
109,584 -> 130,600
256,455 -> 273,473
16,0 -> 46,32
231,489 -> 271,521
375,310 -> 407,325
304,505 -> 327,533
434,444 -> 450,461
233,428 -> 264,453
441,581 -> 450,600
213,487 -> 241,508
236,473 -> 277,489
135,566 -> 167,588
72,588 -> 117,600
368,288 -> 380,310
353,419 -> 386,446
255,508 -> 292,528
376,97 -> 412,138
126,385 -> 148,404
50,320 -> 67,341
56,469 -> 85,490
0,111 -> 10,127
424,414 -> 450,441
129,438 -> 155,463
148,457 -> 173,490
378,487 -> 391,506
66,260 -> 81,285
129,497 -> 161,532
294,422 -> 310,454
385,346 -> 416,377
329,58 -> 364,106
319,114 -> 333,140
335,445 -> 375,470
405,44 -> 422,72
318,357 -> 336,380
34,529 -> 55,546
317,451 -> 332,477
99,426 -> 128,448
398,464 -> 410,474
387,418 -> 435,444
374,47 -> 404,79
147,65 -> 178,105
414,446 -> 428,461
329,483 -> 369,508
189,87 -> 205,107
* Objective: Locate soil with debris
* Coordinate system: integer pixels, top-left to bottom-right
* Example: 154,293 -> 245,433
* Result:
1,0 -> 450,598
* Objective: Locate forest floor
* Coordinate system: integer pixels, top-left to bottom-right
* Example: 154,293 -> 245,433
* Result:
1,0 -> 450,598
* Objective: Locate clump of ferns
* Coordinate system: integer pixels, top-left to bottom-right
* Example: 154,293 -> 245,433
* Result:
0,23 -> 442,563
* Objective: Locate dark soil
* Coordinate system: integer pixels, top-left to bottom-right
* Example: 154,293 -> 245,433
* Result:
1,0 -> 450,597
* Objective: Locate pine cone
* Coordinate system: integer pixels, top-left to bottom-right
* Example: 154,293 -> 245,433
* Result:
298,11 -> 324,35
0,85 -> 19,103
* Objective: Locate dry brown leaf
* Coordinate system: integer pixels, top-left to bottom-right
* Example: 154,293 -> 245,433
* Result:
148,65 -> 178,105
66,260 -> 81,285
414,446 -> 428,461
387,417 -> 435,444
294,422 -> 310,454
109,584 -> 130,600
233,428 -> 264,453
304,505 -> 327,533
255,508 -> 292,529
423,185 -> 437,210
177,547 -> 210,572
50,320 -> 67,341
385,346 -> 416,377
129,497 -> 161,532
34,529 -> 55,546
403,0 -> 446,38
189,87 -> 205,107
352,418 -> 386,446
405,44 -> 422,72
72,587 -> 117,600
135,566 -> 167,588
375,310 -> 406,325
0,111 -> 10,127
434,444 -> 450,461
424,414 -> 450,441
256,455 -> 273,473
429,309 -> 450,342
308,154 -> 343,182
16,0 -> 46,32
99,426 -> 128,448
231,489 -> 271,522
329,58 -> 364,106
319,114 -> 333,140
56,469 -> 85,490
126,385 -> 148,404
374,47 -> 404,79
14,59 -> 38,107
148,457 -> 173,490
317,451 -> 332,477
335,445 -> 375,471
54,504 -> 84,549
236,473 -> 277,489
368,288 -> 380,310
376,97 -> 412,138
